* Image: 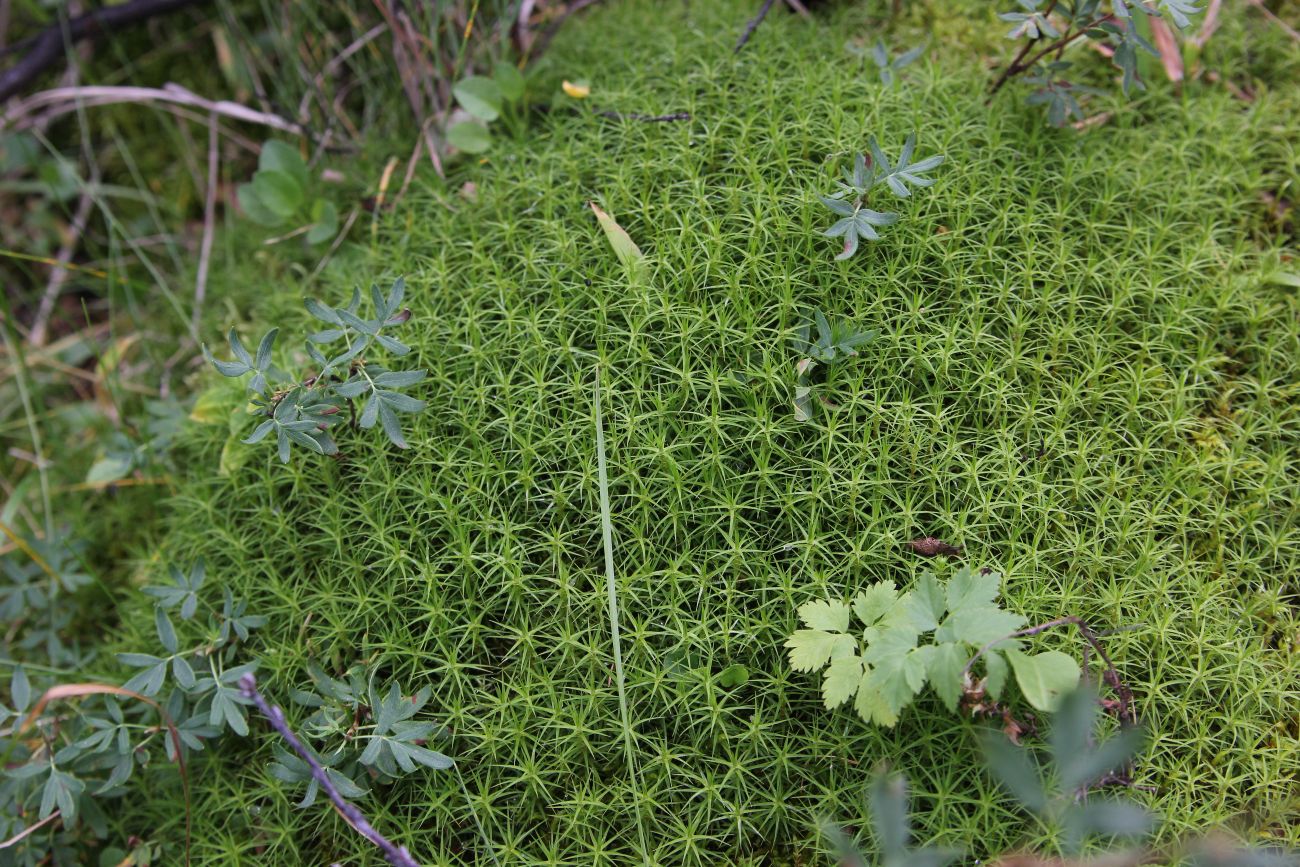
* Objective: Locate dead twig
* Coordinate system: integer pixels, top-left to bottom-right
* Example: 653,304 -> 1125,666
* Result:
596,109 -> 691,122
307,205 -> 361,283
190,112 -> 219,338
963,615 -> 1137,727
735,0 -> 779,53
27,182 -> 94,347
0,0 -> 206,101
1245,0 -> 1300,42
2,83 -> 309,137
239,673 -> 419,867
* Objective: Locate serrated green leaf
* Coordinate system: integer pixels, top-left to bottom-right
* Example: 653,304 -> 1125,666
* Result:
939,607 -> 1026,647
786,630 -> 858,672
927,642 -> 968,711
946,566 -> 1001,611
822,654 -> 863,708
799,598 -> 851,632
1006,649 -> 1080,712
852,582 -> 897,626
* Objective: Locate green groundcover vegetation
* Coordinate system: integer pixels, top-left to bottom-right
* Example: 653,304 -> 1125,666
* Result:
106,1 -> 1298,863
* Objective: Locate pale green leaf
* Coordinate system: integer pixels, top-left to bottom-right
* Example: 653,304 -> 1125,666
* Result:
799,598 -> 851,632
590,201 -> 644,267
452,75 -> 504,121
852,582 -> 897,626
940,607 -> 1026,647
927,642 -> 968,711
786,630 -> 857,672
822,654 -> 863,708
447,121 -> 492,154
945,566 -> 1001,611
1006,649 -> 1080,711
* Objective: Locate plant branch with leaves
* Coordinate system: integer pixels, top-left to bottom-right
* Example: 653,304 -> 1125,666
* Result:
205,278 -> 427,463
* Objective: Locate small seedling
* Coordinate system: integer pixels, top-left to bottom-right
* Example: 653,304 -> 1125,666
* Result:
791,308 -> 878,421
237,140 -> 339,244
820,133 -> 944,259
785,566 -> 1081,726
447,62 -> 528,154
205,278 -> 427,463
865,40 -> 926,86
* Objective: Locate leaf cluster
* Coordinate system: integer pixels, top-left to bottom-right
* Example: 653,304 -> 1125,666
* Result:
820,133 -> 944,259
205,278 -> 427,462
996,0 -> 1205,126
447,62 -> 527,154
236,140 -> 339,244
268,664 -> 453,808
790,308 -> 878,421
784,567 -> 1080,726
0,560 -> 262,858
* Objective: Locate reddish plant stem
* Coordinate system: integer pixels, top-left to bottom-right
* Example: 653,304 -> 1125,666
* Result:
963,615 -> 1136,726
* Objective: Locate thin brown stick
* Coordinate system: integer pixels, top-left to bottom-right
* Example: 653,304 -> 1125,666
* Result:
1246,0 -> 1300,42
307,205 -> 360,282
735,0 -> 779,53
597,109 -> 691,123
294,22 -> 388,125
2,83 -> 308,137
783,0 -> 812,20
0,0 -> 205,102
0,811 -> 60,849
27,184 -> 94,347
191,112 -> 218,338
963,615 -> 1136,726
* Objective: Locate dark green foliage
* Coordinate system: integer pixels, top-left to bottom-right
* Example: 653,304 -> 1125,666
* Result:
205,278 -> 427,461
0,562 -> 262,861
269,666 -> 453,808
791,308 -> 878,420
820,133 -> 944,258
995,0 -> 1206,125
237,141 -> 339,244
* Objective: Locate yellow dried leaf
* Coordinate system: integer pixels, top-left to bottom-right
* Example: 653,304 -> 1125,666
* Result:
562,80 -> 590,99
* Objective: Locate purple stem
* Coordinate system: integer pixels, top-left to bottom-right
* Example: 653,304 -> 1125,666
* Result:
238,673 -> 420,867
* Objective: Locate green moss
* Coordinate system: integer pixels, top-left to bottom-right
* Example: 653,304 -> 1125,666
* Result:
112,1 -> 1300,863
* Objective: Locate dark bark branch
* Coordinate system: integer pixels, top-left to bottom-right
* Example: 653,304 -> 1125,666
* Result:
734,0 -> 778,53
0,0 -> 208,103
597,110 -> 691,123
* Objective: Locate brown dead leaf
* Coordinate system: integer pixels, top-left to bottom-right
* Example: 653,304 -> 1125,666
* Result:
1150,17 -> 1184,82
907,537 -> 962,557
